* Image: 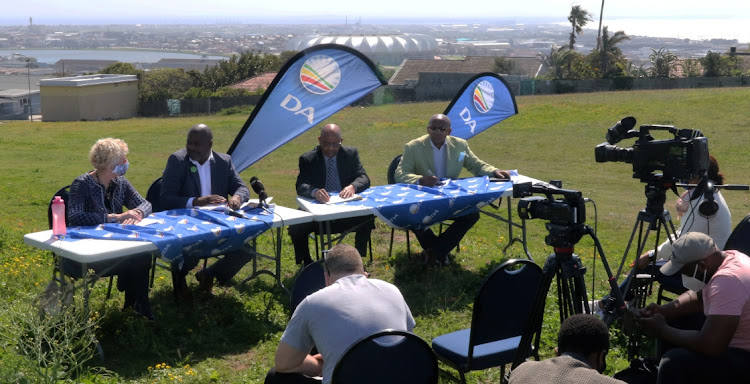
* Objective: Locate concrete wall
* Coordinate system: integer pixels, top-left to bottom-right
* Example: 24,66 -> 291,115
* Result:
41,80 -> 138,121
414,72 -> 477,101
385,73 -> 750,102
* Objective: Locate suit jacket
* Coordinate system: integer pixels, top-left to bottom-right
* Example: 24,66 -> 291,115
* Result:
509,355 -> 626,384
160,148 -> 250,210
394,134 -> 497,184
296,145 -> 370,199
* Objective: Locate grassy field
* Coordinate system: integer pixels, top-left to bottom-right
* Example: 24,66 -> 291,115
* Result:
1,87 -> 750,383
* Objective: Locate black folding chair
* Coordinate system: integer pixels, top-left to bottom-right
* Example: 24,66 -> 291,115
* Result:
47,185 -> 115,300
431,259 -> 543,383
332,329 -> 438,384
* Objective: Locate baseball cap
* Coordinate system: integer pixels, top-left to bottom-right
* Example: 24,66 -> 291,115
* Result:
660,232 -> 718,276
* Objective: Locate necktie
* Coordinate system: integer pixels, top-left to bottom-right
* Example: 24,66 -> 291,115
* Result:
325,158 -> 340,192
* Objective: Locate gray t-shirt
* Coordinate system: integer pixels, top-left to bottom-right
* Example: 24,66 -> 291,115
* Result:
280,274 -> 416,384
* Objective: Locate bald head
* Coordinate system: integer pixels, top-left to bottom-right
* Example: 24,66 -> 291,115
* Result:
427,114 -> 452,148
321,124 -> 342,139
186,123 -> 213,164
429,114 -> 451,129
188,123 -> 213,141
318,123 -> 344,158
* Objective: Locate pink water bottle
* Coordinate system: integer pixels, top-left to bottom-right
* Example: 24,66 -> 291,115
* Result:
51,196 -> 67,236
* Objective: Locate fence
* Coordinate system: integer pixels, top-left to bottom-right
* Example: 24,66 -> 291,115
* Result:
139,95 -> 262,117
136,77 -> 750,117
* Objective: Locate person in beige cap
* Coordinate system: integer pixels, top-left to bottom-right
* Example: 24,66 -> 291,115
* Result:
638,232 -> 750,383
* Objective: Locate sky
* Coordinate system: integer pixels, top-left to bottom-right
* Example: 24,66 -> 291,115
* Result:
3,1 -> 749,41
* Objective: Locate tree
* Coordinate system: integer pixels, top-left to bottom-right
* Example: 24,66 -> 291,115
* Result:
278,50 -> 298,65
568,5 -> 593,51
493,56 -> 519,75
701,51 -> 723,77
542,46 -> 593,80
138,68 -> 192,102
197,50 -> 282,91
648,47 -> 678,78
593,26 -> 630,78
99,62 -> 142,81
681,59 -> 702,78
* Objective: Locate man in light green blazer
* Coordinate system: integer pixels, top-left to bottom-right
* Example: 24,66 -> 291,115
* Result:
395,113 -> 510,265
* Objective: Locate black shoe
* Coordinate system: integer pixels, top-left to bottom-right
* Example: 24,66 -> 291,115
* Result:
195,269 -> 214,295
123,290 -> 136,309
134,299 -> 155,322
173,275 -> 193,302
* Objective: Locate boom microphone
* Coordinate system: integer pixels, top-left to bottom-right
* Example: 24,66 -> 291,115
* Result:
250,176 -> 268,208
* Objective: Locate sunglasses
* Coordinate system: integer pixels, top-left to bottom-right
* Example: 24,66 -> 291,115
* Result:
428,125 -> 448,132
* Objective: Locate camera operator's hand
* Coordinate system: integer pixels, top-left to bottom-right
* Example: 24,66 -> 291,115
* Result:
639,303 -> 663,318
419,175 -> 440,187
636,251 -> 652,270
638,312 -> 667,338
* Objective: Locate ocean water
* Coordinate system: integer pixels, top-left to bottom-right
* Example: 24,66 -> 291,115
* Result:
0,49 -> 227,65
591,18 -> 750,43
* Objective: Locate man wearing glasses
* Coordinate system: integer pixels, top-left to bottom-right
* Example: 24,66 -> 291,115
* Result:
288,124 -> 373,266
395,113 -> 511,266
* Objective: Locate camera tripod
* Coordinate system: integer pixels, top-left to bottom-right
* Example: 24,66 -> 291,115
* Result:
513,222 -> 624,369
609,178 -> 679,315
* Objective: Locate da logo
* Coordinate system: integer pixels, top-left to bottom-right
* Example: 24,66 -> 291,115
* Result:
473,80 -> 495,113
300,55 -> 341,95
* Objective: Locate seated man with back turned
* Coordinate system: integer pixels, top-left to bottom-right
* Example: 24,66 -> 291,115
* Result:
288,123 -> 373,266
638,232 -> 750,384
395,113 -> 511,265
264,244 -> 415,384
509,314 -> 625,384
160,123 -> 251,300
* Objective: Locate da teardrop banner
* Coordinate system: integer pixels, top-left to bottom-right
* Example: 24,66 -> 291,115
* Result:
228,44 -> 387,172
443,72 -> 518,140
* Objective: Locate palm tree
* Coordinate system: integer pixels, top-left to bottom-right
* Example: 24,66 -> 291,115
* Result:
543,46 -> 578,79
597,26 -> 630,78
649,47 -> 678,78
596,0 -> 605,50
568,5 -> 593,50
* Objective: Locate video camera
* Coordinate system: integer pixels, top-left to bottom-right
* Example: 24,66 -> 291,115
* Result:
514,182 -> 587,248
594,116 -> 709,182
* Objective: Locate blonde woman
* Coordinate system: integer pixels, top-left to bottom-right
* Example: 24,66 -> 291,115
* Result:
67,138 -> 154,320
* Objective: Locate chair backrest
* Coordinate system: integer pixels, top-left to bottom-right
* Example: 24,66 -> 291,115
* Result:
387,154 -> 403,185
290,259 -> 326,315
724,214 -> 750,255
146,177 -> 163,213
332,329 -> 439,384
468,259 -> 542,358
47,185 -> 71,230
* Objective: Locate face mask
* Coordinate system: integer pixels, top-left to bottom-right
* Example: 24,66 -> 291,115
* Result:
681,264 -> 708,292
113,161 -> 129,176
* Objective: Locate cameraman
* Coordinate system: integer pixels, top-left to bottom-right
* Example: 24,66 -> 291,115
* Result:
638,233 -> 750,383
601,155 -> 731,308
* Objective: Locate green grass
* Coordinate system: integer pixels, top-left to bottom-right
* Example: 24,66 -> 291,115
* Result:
1,87 -> 750,382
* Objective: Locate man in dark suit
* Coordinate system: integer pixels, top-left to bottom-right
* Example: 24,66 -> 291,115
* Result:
289,124 -> 373,266
160,123 -> 251,300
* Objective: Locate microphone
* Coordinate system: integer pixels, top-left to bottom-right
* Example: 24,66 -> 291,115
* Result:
250,176 -> 268,208
224,206 -> 247,219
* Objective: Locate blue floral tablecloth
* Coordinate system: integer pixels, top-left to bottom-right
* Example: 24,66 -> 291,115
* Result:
335,175 -> 514,231
62,206 -> 275,262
